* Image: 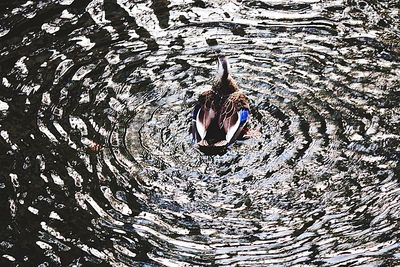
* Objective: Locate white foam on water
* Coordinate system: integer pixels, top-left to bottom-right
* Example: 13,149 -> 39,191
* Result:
28,206 -> 39,215
51,173 -> 64,186
54,59 -> 74,84
71,36 -> 95,51
101,186 -> 132,216
41,23 -> 60,34
86,0 -> 110,25
53,121 -> 68,140
40,174 -> 48,183
9,173 -> 19,191
109,97 -> 125,113
69,116 -> 88,135
67,166 -> 83,187
2,255 -> 16,262
71,64 -> 96,81
15,56 -> 29,76
58,0 -> 75,5
103,25 -> 119,40
80,193 -> 125,226
36,241 -> 52,250
60,10 -> 75,19
23,11 -> 37,19
117,0 -> 163,38
0,29 -> 10,37
22,1 -> 33,7
133,223 -> 210,250
49,211 -> 62,220
37,119 -> 58,143
113,244 -> 136,258
21,84 -> 40,95
79,91 -> 90,104
2,78 -> 11,87
105,51 -> 120,65
0,100 -> 9,112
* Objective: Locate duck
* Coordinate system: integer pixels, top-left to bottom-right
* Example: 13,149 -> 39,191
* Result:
192,55 -> 250,149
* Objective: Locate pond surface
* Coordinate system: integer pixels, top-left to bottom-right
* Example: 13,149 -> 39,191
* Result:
1,0 -> 400,266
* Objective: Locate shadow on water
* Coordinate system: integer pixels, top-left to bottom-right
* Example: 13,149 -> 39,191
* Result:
0,0 -> 399,266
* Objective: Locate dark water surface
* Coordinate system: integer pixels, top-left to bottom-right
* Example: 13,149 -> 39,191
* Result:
1,0 -> 400,266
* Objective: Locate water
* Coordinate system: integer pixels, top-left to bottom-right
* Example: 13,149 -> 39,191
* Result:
0,0 -> 399,266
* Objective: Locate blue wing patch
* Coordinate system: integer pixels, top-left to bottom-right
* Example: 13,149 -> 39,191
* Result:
239,109 -> 249,124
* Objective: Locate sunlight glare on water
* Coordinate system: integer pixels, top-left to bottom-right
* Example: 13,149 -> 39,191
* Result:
0,0 -> 399,266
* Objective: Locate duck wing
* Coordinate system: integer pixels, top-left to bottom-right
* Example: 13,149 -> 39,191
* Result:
219,92 -> 250,144
192,90 -> 217,143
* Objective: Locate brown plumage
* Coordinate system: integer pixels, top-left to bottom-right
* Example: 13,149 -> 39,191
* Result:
219,92 -> 249,132
192,56 -> 250,148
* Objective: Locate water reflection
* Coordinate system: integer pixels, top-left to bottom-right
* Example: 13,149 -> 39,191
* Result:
0,0 -> 399,266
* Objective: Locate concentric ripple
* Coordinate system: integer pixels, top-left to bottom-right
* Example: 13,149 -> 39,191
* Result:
0,0 -> 399,266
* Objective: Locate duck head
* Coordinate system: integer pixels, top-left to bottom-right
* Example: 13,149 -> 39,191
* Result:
217,55 -> 230,81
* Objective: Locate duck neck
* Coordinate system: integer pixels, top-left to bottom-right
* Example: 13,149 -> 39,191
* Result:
211,78 -> 236,98
217,57 -> 229,81
214,56 -> 238,95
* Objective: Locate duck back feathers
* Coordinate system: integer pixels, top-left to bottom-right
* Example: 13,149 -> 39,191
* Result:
192,56 -> 250,150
